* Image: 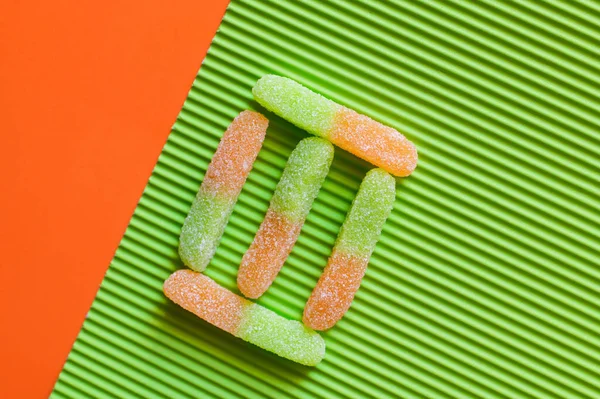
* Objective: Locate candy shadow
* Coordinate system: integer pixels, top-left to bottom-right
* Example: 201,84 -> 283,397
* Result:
249,100 -> 308,146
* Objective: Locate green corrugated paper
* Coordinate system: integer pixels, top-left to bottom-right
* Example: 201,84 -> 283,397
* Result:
52,1 -> 600,398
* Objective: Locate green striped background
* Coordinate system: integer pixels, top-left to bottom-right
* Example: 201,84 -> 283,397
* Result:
52,1 -> 600,398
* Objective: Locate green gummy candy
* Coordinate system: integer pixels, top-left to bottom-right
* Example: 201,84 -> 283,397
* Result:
238,303 -> 326,366
271,137 -> 334,222
179,190 -> 235,271
253,75 -> 340,137
336,169 -> 396,257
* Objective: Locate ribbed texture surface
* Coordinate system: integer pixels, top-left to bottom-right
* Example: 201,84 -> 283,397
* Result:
52,1 -> 600,398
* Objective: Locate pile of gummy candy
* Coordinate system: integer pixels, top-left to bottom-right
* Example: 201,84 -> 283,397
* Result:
164,75 -> 418,366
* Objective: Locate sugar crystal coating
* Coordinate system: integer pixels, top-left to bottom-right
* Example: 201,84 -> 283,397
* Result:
330,108 -> 417,177
303,251 -> 368,331
164,270 -> 325,366
238,209 -> 303,299
238,304 -> 325,366
270,138 -> 334,222
252,75 -> 418,177
334,168 -> 396,257
303,169 -> 396,330
179,111 -> 268,271
202,111 -> 269,196
164,269 -> 247,334
179,191 -> 235,272
253,75 -> 340,137
238,138 -> 334,299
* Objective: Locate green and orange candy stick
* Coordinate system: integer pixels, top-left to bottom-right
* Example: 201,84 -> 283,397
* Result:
179,111 -> 268,272
164,270 -> 326,366
237,137 -> 334,299
253,75 -> 418,177
303,169 -> 396,330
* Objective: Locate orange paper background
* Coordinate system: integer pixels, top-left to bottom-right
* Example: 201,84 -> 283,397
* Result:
0,1 -> 229,397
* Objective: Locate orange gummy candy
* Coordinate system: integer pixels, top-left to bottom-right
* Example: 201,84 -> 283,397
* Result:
238,209 -> 303,298
329,108 -> 417,177
164,269 -> 247,334
303,250 -> 369,330
202,110 -> 269,197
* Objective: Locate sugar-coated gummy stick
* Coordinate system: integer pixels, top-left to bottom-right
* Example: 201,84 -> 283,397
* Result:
238,137 -> 334,299
253,75 -> 418,177
303,169 -> 396,330
164,270 -> 326,366
179,111 -> 268,272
